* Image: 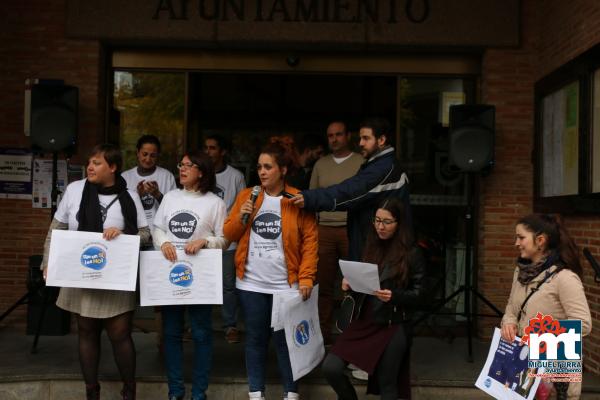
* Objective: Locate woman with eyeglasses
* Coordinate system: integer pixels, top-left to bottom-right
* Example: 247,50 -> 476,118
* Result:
223,141 -> 318,400
41,143 -> 151,400
321,197 -> 425,400
152,151 -> 228,400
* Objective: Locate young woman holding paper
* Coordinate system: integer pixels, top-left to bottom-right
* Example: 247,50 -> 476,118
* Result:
321,197 -> 425,400
500,214 -> 591,400
152,150 -> 227,400
223,141 -> 318,400
41,144 -> 150,400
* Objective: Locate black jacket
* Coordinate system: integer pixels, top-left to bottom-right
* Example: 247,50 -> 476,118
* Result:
353,246 -> 427,325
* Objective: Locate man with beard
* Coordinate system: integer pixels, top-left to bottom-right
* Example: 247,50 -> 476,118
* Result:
122,135 -> 176,233
292,117 -> 410,262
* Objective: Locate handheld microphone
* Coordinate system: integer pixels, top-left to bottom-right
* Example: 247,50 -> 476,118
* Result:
242,186 -> 261,225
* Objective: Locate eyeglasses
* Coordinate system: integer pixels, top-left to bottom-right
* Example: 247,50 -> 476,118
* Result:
177,162 -> 198,170
373,217 -> 397,227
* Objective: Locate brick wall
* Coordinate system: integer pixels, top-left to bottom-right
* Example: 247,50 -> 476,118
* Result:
479,0 -> 600,375
0,0 -> 101,326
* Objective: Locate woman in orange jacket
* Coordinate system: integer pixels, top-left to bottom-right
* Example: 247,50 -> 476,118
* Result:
224,141 -> 318,400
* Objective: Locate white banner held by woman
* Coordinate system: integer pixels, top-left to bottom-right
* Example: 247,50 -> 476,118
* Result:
139,249 -> 223,306
282,285 -> 325,381
46,230 -> 140,291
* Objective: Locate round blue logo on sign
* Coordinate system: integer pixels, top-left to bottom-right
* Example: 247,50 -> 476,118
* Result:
169,264 -> 193,287
80,246 -> 107,270
484,377 -> 492,388
294,320 -> 310,345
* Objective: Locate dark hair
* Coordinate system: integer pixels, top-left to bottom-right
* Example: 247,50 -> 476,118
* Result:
362,197 -> 413,285
90,143 -> 122,175
184,150 -> 216,194
136,134 -> 161,152
297,133 -> 325,153
517,214 -> 582,277
205,134 -> 231,153
360,117 -> 394,147
260,141 -> 298,178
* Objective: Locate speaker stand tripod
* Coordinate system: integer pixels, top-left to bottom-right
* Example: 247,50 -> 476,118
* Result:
414,172 -> 503,362
30,151 -> 60,353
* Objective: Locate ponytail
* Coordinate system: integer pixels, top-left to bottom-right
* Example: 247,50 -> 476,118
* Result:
517,214 -> 582,277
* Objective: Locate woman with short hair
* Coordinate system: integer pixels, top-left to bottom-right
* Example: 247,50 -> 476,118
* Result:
152,150 -> 228,400
41,143 -> 151,400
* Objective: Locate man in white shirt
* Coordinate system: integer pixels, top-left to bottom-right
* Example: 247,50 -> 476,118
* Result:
309,121 -> 363,346
121,134 -> 177,234
204,134 -> 246,343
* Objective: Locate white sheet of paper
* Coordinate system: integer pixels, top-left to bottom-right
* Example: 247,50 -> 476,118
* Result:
46,230 -> 140,291
282,285 -> 325,381
271,289 -> 301,331
139,249 -> 223,306
475,328 -> 544,400
338,259 -> 380,294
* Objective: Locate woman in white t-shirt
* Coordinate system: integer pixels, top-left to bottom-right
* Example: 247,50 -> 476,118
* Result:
41,144 -> 150,400
152,151 -> 228,400
224,142 -> 318,400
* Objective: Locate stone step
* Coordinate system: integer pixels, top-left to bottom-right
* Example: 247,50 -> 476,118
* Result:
0,380 -> 497,400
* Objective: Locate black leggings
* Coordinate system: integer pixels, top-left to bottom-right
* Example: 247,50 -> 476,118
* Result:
322,324 -> 408,400
77,311 -> 136,385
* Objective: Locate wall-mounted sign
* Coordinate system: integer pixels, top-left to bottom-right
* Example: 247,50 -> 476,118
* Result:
67,0 -> 519,48
0,148 -> 32,199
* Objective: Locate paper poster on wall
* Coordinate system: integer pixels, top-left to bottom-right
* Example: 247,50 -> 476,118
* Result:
32,158 -> 68,208
0,149 -> 32,199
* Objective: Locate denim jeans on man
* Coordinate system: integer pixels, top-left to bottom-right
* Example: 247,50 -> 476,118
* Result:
162,305 -> 213,400
221,249 -> 238,329
237,289 -> 297,395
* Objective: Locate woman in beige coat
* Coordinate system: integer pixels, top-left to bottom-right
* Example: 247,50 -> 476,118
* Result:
501,214 -> 591,400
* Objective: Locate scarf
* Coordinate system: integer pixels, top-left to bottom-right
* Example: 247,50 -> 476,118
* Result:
516,250 -> 561,285
77,175 -> 138,235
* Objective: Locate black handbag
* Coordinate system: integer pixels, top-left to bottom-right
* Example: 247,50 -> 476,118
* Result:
336,294 -> 357,332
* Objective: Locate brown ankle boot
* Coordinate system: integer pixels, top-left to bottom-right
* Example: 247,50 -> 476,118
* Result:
85,383 -> 100,400
121,381 -> 136,400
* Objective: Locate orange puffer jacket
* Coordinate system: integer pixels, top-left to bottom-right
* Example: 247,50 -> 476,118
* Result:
223,185 -> 318,288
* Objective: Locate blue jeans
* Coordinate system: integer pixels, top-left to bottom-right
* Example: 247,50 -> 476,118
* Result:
162,305 -> 213,400
221,249 -> 238,329
237,289 -> 297,395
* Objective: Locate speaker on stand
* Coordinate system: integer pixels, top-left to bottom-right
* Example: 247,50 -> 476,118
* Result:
414,104 -> 502,362
30,83 -> 78,352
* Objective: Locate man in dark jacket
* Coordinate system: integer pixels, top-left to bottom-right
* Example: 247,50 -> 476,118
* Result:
292,117 -> 410,261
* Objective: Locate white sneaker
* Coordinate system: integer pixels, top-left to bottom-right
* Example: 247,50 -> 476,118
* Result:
284,392 -> 300,400
249,391 -> 265,400
351,369 -> 369,381
347,363 -> 359,370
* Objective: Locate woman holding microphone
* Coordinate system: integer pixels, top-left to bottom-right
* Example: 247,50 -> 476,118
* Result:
224,141 -> 318,400
41,144 -> 150,400
152,150 -> 228,400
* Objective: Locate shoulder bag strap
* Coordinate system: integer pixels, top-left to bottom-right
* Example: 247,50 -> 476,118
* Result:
516,269 -> 558,322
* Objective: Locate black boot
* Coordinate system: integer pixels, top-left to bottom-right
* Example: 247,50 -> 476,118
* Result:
121,381 -> 136,400
85,383 -> 100,400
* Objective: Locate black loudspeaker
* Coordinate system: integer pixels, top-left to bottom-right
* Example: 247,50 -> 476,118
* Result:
30,84 -> 78,151
449,104 -> 495,172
